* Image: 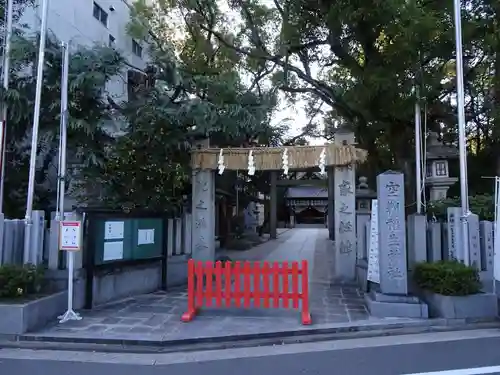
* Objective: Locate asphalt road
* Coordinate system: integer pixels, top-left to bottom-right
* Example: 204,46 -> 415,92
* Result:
2,330 -> 500,375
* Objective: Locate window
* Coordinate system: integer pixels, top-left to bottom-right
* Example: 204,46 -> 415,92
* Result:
435,161 -> 448,176
108,35 -> 115,47
93,2 -> 108,27
132,39 -> 142,57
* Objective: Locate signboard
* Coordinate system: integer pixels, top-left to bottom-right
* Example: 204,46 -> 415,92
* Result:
367,199 -> 380,284
59,221 -> 82,251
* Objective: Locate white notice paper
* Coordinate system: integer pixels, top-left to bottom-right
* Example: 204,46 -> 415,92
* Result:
138,229 -> 155,245
104,221 -> 124,240
103,241 -> 124,261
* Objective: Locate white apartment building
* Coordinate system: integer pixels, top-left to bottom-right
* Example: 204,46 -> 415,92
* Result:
20,0 -> 149,103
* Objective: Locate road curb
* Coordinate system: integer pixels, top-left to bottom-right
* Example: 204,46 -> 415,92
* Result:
0,318 -> 498,353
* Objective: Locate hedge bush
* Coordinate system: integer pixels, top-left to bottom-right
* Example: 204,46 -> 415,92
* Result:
0,264 -> 45,299
413,260 -> 481,296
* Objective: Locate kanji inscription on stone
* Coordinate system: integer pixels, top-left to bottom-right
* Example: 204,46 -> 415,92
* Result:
385,181 -> 400,196
334,161 -> 356,280
339,202 -> 352,214
377,171 -> 408,294
339,240 -> 354,254
338,180 -> 353,196
339,220 -> 353,233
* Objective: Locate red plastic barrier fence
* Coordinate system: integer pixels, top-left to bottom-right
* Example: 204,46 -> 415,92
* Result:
181,259 -> 312,325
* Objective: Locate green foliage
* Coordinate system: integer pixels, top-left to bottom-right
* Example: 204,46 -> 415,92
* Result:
72,0 -> 299,210
413,260 -> 481,296
127,0 -> 285,145
427,194 -> 494,221
2,30 -> 125,217
0,264 -> 45,299
139,0 -> 500,192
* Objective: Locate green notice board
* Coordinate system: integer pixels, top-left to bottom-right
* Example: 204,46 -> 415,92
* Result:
94,217 -> 164,265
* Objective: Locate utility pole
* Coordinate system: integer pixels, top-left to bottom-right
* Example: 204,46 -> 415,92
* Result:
0,0 -> 14,212
452,0 -> 470,265
23,0 -> 50,264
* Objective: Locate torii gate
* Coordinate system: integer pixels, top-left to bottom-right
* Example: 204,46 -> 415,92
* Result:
189,128 -> 367,281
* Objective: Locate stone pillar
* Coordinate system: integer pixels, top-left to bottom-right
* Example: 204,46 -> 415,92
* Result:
479,221 -> 494,280
366,171 -> 427,318
333,130 -> 356,280
270,171 -> 277,239
427,222 -> 442,262
468,213 -> 481,269
446,207 -> 462,261
327,167 -> 335,239
356,212 -> 370,260
407,214 -> 427,269
191,169 -> 216,261
377,171 -> 408,295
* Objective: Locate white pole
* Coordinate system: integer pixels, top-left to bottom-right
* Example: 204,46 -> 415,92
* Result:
0,0 -> 14,212
494,177 -> 500,294
415,88 -> 422,214
453,0 -> 470,265
23,0 -> 50,264
57,41 -> 81,323
55,42 -> 69,222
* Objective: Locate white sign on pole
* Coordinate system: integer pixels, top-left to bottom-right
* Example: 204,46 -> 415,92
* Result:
59,220 -> 82,251
367,199 -> 380,284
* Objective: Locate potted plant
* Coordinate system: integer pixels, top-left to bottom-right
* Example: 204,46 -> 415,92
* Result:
413,260 -> 498,319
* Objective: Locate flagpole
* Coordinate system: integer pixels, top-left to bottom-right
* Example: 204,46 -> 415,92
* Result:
0,0 -> 14,212
452,0 -> 470,265
415,87 -> 422,214
23,0 -> 50,264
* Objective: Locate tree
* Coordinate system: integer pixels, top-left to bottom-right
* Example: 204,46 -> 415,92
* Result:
2,30 -> 125,216
74,0 -> 294,210
136,0 -> 500,203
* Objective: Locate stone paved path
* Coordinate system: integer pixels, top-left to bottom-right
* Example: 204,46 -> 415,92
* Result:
28,229 -> 409,343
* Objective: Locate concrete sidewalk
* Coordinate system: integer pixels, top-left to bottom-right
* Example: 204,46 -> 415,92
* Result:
3,229 -> 492,349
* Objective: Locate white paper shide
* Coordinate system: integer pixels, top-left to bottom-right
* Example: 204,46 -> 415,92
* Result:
248,150 -> 255,175
319,147 -> 326,175
217,148 -> 225,175
282,148 -> 289,176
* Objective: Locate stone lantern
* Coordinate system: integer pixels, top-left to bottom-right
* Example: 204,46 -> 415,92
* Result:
355,176 -> 376,212
425,132 -> 459,201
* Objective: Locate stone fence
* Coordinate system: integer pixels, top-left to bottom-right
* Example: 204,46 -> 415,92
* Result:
357,211 -> 495,287
355,172 -> 495,293
0,212 -> 193,269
